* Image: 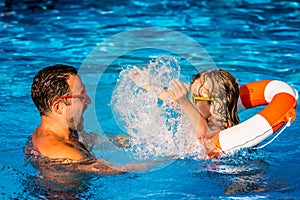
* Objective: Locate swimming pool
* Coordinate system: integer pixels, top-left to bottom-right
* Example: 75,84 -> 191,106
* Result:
1,0 -> 300,199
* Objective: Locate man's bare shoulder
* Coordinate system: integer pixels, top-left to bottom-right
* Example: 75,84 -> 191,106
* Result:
32,135 -> 84,161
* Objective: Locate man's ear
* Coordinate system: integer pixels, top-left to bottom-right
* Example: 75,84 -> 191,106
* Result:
52,101 -> 63,114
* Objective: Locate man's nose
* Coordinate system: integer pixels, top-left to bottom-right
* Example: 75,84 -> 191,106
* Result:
85,95 -> 92,105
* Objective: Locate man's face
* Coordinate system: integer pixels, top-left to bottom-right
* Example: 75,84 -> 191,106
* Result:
66,75 -> 91,131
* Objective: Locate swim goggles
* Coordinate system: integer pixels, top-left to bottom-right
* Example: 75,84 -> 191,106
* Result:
188,91 -> 227,105
51,88 -> 89,106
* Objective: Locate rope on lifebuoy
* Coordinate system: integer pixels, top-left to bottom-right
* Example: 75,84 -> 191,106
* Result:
254,116 -> 293,149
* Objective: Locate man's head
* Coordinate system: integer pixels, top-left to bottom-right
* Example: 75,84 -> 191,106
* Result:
31,64 -> 78,116
32,64 -> 91,131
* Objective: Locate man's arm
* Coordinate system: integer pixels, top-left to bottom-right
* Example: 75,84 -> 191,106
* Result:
35,136 -> 157,175
79,131 -> 130,151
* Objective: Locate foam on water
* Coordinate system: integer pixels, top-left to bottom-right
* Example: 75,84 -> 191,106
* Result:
111,56 -> 205,160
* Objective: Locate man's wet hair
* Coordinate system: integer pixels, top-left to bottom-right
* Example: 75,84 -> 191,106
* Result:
31,64 -> 78,115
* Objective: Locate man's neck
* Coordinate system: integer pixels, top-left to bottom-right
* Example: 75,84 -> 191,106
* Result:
39,115 -> 71,140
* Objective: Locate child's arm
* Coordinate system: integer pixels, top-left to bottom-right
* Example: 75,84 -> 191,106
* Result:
168,79 -> 208,137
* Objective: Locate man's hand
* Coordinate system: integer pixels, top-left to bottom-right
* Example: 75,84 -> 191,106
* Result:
114,135 -> 130,147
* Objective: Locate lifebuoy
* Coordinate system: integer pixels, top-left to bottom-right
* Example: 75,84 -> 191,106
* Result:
210,80 -> 298,156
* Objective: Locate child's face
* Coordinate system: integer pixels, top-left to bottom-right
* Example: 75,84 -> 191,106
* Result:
190,78 -> 211,119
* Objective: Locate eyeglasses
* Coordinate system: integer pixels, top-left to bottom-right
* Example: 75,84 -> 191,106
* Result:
51,88 -> 88,106
188,91 -> 227,105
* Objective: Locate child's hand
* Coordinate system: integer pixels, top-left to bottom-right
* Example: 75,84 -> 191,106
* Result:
129,66 -> 151,90
168,79 -> 190,104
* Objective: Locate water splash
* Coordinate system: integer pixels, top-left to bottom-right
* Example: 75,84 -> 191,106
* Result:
111,56 -> 205,160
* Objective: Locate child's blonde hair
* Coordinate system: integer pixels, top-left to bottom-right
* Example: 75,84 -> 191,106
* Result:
192,69 -> 240,131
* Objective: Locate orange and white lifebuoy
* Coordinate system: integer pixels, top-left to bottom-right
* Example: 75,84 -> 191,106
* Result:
211,80 -> 298,155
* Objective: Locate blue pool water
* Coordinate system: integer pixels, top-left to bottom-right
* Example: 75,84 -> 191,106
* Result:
1,0 -> 300,199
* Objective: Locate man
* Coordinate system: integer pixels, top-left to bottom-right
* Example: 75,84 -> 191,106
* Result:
25,64 -> 147,174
